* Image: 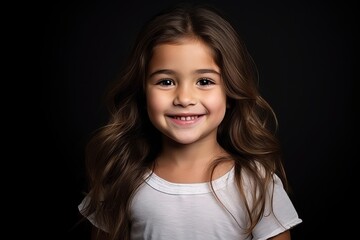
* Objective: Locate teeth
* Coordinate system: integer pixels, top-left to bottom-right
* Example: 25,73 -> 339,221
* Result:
174,116 -> 198,121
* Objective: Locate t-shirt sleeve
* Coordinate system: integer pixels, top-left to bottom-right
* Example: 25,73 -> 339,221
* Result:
78,195 -> 109,232
251,174 -> 302,240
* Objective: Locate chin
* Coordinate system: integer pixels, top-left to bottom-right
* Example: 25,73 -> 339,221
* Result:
166,135 -> 200,145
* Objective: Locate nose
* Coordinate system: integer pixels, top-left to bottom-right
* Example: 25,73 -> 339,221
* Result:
173,84 -> 197,107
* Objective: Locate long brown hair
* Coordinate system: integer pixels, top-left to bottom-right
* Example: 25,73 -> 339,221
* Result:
81,3 -> 288,240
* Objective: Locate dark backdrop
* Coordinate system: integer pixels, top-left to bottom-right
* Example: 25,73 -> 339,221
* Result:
40,0 -> 355,239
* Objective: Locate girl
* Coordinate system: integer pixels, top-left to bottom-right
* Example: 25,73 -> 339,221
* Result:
79,3 -> 302,240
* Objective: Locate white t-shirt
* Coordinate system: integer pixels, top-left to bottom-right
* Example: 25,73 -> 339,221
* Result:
79,167 -> 302,240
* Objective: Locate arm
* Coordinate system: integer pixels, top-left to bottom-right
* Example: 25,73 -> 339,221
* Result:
268,230 -> 291,240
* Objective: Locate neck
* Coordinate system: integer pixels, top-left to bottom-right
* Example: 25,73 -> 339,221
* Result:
153,135 -> 233,183
159,136 -> 225,168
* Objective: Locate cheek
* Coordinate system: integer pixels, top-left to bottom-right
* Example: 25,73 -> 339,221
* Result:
205,92 -> 227,115
146,91 -> 168,117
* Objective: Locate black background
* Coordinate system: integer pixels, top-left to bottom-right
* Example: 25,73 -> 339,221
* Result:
38,0 -> 355,239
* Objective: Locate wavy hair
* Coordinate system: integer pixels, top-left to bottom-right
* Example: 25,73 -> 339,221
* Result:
82,3 -> 288,240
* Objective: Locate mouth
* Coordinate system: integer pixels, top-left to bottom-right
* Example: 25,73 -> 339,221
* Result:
171,115 -> 201,121
167,114 -> 205,126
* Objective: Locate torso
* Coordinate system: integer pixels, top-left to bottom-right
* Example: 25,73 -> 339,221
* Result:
130,166 -> 251,240
129,166 -> 302,240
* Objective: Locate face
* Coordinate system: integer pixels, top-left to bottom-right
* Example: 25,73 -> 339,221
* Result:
146,39 -> 227,145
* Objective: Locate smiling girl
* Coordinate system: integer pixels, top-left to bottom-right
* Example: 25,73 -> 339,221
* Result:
79,3 -> 302,240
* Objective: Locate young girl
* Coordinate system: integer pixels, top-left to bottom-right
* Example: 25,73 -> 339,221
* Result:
79,3 -> 302,240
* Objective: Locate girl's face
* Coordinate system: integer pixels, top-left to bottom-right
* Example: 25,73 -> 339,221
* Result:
146,39 -> 227,145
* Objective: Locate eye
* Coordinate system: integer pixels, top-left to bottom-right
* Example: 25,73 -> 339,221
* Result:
197,78 -> 215,86
156,79 -> 175,86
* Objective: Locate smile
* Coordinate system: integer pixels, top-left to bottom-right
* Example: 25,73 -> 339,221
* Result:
167,114 -> 205,126
172,115 -> 199,121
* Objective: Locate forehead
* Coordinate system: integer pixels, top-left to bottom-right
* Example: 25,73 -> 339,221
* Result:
148,39 -> 219,73
152,37 -> 215,56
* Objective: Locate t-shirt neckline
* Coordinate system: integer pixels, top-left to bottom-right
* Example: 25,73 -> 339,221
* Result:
145,166 -> 235,195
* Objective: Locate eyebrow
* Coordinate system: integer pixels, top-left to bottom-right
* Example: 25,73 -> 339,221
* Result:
148,69 -> 220,78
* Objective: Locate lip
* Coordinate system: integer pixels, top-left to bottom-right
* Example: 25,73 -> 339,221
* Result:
166,114 -> 205,127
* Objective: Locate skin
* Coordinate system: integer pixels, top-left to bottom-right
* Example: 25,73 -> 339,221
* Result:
92,38 -> 292,240
145,38 -> 292,240
146,38 -> 231,183
146,39 -> 226,146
